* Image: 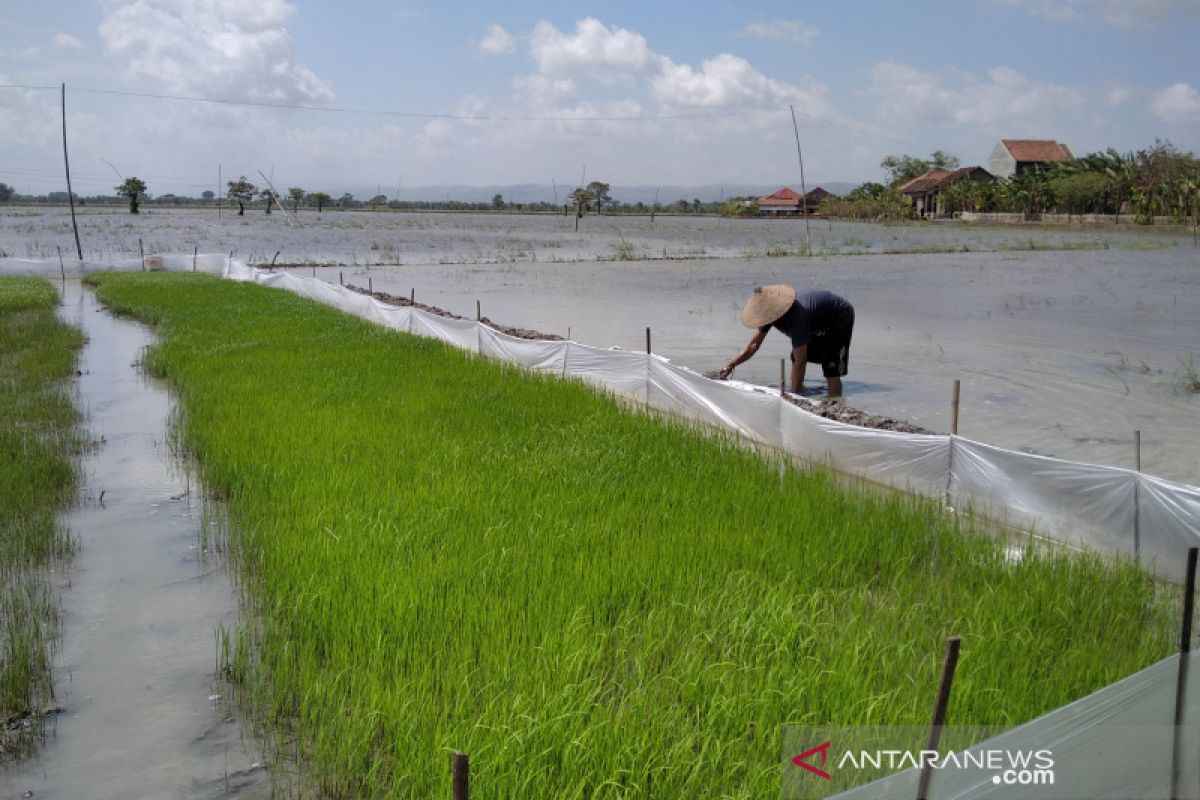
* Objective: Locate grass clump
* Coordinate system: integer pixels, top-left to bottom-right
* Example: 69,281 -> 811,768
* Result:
87,271 -> 1177,798
0,277 -> 84,760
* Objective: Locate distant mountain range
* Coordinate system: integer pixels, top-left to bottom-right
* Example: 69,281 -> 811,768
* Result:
337,182 -> 860,205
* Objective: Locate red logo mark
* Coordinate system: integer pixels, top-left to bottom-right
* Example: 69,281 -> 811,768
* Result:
792,741 -> 833,780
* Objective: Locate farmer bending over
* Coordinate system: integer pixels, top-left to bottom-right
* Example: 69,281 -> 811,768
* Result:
719,285 -> 855,397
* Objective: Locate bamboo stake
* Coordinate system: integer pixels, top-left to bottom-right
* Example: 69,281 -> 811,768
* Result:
951,379 -> 961,436
1170,547 -> 1197,800
1134,430 -> 1142,559
917,636 -> 961,800
410,288 -> 415,305
789,105 -> 813,258
477,300 -> 482,322
368,277 -> 373,294
645,327 -> 651,354
61,84 -> 83,261
452,751 -> 470,800
944,380 -> 960,509
139,238 -> 145,271
780,358 -> 786,396
57,246 -> 65,283
339,271 -> 344,286
193,245 -> 198,272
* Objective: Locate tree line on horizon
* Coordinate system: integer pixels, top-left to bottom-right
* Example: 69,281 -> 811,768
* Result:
3,138 -> 1196,224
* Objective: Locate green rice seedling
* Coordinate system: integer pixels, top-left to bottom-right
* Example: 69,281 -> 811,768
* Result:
87,272 -> 1177,797
0,277 -> 84,759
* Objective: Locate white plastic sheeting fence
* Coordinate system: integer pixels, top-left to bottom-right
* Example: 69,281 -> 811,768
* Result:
2,253 -> 1196,580
222,259 -> 1200,582
827,650 -> 1200,799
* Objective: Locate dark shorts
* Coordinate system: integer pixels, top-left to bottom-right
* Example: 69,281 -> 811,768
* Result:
793,320 -> 853,378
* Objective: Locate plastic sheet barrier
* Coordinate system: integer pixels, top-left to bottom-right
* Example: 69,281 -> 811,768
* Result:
219,258 -> 1200,582
819,651 -> 1200,799
4,254 -> 1197,579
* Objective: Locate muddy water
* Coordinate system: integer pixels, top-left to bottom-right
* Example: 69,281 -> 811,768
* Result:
0,284 -> 268,799
334,246 -> 1200,485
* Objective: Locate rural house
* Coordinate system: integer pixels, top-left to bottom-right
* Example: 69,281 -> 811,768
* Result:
756,186 -> 832,216
987,139 -> 1074,178
896,167 -> 993,218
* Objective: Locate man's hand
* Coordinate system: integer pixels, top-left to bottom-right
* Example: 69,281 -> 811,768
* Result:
718,363 -> 735,379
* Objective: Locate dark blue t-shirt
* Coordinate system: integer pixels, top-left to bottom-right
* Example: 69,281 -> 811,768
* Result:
759,289 -> 854,348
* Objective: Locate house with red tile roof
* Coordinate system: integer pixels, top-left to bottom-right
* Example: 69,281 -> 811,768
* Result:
756,186 -> 833,215
896,166 -> 993,218
987,139 -> 1074,179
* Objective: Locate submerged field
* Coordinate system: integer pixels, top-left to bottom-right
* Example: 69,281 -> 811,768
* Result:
87,272 -> 1177,797
0,277 -> 83,759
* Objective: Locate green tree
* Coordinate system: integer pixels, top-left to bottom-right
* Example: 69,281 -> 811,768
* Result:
288,187 -> 305,212
259,188 -> 277,214
226,177 -> 257,215
0,182 -> 14,202
569,186 -> 594,217
492,193 -> 505,210
308,191 -> 332,213
115,176 -> 148,214
338,192 -> 355,209
585,181 -> 610,213
369,194 -> 388,209
881,151 -> 960,187
201,190 -> 215,203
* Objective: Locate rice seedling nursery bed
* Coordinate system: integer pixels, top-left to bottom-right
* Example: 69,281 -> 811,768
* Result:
0,277 -> 83,759
86,271 -> 1178,798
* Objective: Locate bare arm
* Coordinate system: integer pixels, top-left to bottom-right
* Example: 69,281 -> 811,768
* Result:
719,328 -> 768,378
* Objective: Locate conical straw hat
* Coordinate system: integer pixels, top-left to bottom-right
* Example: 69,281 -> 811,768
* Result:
740,285 -> 796,327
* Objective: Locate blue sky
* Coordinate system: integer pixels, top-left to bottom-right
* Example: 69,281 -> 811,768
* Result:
1,1 -> 1197,197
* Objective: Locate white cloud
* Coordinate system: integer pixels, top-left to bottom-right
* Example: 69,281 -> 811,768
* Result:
738,20 -> 819,46
478,24 -> 516,55
528,18 -> 666,78
866,61 -> 1086,128
52,33 -> 85,51
1004,0 -> 1199,28
1151,83 -> 1200,122
98,0 -> 333,104
653,53 -> 815,109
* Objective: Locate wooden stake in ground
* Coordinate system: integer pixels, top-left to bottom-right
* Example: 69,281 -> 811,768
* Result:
951,379 -> 961,435
1134,430 -> 1142,558
193,245 -> 198,272
646,327 -> 651,355
57,246 -> 65,283
451,751 -> 470,800
477,300 -> 482,322
139,238 -> 145,272
780,358 -> 786,396
917,636 -> 961,800
61,83 -> 83,261
1171,547 -> 1197,800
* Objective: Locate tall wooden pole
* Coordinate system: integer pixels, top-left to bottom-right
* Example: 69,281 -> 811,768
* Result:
789,105 -> 813,258
61,84 -> 83,261
451,751 -> 470,800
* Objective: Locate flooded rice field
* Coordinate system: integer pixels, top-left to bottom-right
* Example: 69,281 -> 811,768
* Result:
1,207 -> 1197,485
0,283 -> 267,800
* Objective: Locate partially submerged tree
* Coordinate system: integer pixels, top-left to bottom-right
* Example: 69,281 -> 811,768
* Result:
259,188 -> 277,214
226,177 -> 257,215
115,176 -> 148,214
586,181 -> 610,213
308,191 -> 332,213
1,182 -> 17,202
288,187 -> 305,212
